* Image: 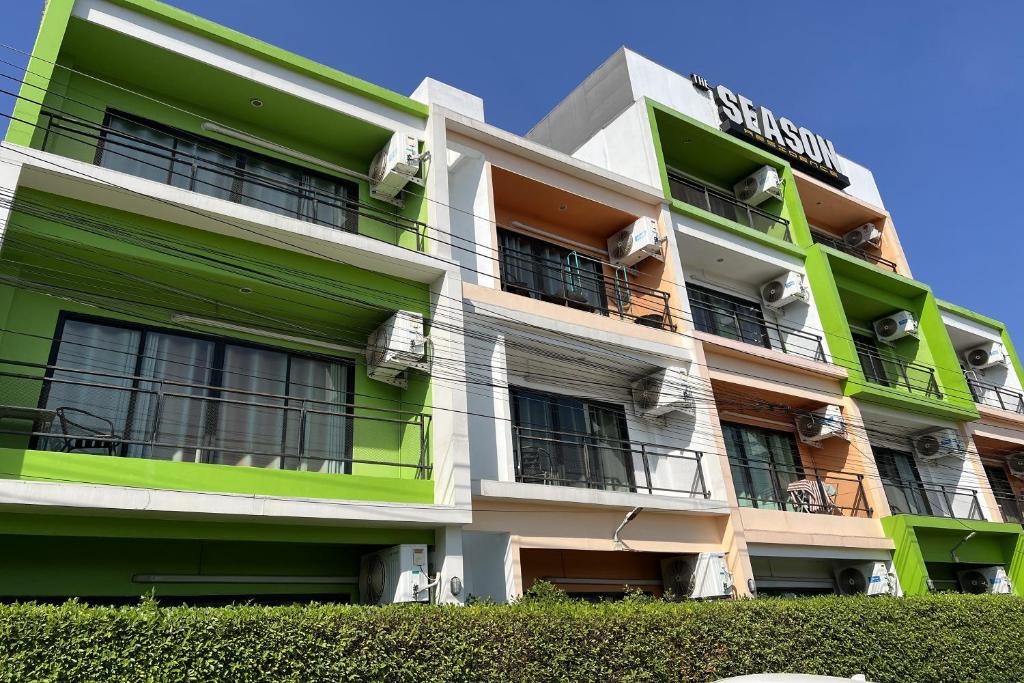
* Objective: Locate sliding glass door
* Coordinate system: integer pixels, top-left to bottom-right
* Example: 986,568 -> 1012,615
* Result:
721,422 -> 803,510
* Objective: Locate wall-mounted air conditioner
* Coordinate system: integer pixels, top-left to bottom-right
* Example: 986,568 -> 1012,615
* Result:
366,310 -> 429,388
911,427 -> 963,461
834,562 -> 895,596
661,552 -> 733,600
873,310 -> 918,342
630,367 -> 694,418
963,342 -> 1008,370
957,566 -> 1012,595
607,216 -> 663,267
359,544 -> 430,604
844,223 -> 883,250
760,271 -> 808,310
1008,453 -> 1024,479
734,165 -> 783,206
370,133 -> 422,204
795,404 -> 847,445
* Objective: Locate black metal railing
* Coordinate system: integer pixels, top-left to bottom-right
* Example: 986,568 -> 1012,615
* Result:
965,374 -> 1024,414
811,229 -> 898,272
729,461 -> 873,517
498,245 -> 676,331
881,480 -> 983,519
689,299 -> 826,362
38,111 -> 426,249
667,170 -> 791,242
511,425 -> 708,497
0,360 -> 430,478
991,493 -> 1024,524
855,342 -> 942,399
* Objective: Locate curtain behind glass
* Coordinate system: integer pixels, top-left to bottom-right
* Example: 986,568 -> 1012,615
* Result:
723,423 -> 801,510
212,345 -> 288,468
100,117 -> 175,185
875,448 -> 930,515
129,332 -> 215,462
240,157 -> 303,218
587,405 -> 632,491
498,230 -> 537,292
42,321 -> 141,454
286,357 -> 348,473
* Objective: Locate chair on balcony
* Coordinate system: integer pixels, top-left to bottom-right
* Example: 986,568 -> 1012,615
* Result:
519,445 -> 561,486
787,479 -> 838,514
54,407 -> 123,456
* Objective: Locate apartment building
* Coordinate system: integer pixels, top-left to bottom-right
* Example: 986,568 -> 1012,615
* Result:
0,0 -> 471,605
2,2 -> 1022,604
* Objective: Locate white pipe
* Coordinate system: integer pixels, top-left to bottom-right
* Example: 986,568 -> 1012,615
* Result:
170,314 -> 363,354
200,121 -> 374,183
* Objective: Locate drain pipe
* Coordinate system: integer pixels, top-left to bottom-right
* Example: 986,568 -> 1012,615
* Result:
613,507 -> 644,551
950,531 -> 977,563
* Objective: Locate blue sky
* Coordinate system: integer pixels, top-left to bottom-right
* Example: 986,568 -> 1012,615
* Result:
2,1 -> 1023,335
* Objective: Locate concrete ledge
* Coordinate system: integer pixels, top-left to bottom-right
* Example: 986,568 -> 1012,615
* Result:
0,478 -> 472,527
475,478 -> 730,515
695,330 -> 847,380
739,507 -> 894,551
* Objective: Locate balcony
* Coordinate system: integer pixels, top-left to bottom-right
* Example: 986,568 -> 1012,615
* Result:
38,111 -> 426,249
0,360 -> 430,478
667,170 -> 791,242
511,425 -> 708,497
729,461 -> 873,517
966,374 -> 1024,414
497,236 -> 676,331
881,480 -> 983,520
992,493 -> 1024,524
855,342 -> 942,399
689,297 -> 826,363
811,229 -> 898,272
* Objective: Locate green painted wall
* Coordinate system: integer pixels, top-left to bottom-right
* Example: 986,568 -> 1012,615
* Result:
938,299 -> 1024,391
882,515 -> 1024,596
0,188 -> 434,500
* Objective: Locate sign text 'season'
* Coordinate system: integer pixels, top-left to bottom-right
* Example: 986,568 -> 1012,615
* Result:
691,74 -> 851,189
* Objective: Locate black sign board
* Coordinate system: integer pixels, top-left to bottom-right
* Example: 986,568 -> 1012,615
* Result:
694,76 -> 851,189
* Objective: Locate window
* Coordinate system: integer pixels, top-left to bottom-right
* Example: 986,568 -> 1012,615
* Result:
98,111 -> 358,232
509,387 -> 632,491
873,446 -> 931,516
497,228 -> 608,313
853,332 -> 890,386
686,284 -> 770,349
40,316 -> 354,472
985,465 -> 1021,523
721,422 -> 803,510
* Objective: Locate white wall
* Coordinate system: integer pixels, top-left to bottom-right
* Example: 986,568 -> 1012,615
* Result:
446,142 -> 496,287
462,531 -> 514,603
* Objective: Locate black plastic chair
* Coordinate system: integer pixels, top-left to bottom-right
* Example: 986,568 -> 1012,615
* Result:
54,407 -> 122,455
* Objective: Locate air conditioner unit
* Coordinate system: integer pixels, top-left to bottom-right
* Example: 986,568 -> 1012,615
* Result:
843,223 -> 883,250
370,133 -> 422,204
733,165 -> 783,206
1008,453 -> 1024,479
795,404 -> 847,445
607,216 -> 663,267
911,427 -> 963,461
661,552 -> 733,600
760,271 -> 808,309
366,310 -> 429,388
630,367 -> 695,418
359,544 -> 430,604
963,342 -> 1008,370
873,310 -> 918,342
957,566 -> 1012,595
834,562 -> 895,597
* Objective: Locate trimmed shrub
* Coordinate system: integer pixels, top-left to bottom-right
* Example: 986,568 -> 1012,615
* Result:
0,594 -> 1022,682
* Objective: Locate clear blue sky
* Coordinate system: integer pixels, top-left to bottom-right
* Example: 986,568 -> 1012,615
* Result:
2,1 -> 1022,335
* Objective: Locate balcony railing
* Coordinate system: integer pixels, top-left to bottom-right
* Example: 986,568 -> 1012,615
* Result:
38,111 -> 426,249
0,360 -> 430,478
729,461 -> 873,517
855,343 -> 942,399
499,246 -> 676,331
991,493 -> 1024,524
689,299 -> 826,363
667,170 -> 791,242
966,374 -> 1024,414
512,425 -> 708,497
811,229 -> 898,272
881,480 -> 983,519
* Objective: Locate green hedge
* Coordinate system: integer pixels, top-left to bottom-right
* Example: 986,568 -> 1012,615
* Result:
1,594 -> 1022,682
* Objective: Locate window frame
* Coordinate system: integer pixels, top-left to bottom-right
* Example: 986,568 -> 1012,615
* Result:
686,282 -> 771,350
40,312 -> 357,472
721,421 -> 805,510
